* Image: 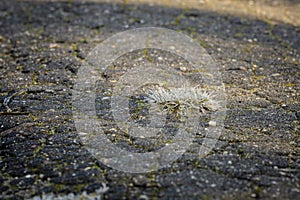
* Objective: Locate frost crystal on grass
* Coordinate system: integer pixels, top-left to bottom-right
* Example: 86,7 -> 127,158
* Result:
145,86 -> 220,114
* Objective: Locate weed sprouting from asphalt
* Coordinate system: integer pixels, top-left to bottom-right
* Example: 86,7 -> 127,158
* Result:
145,85 -> 220,115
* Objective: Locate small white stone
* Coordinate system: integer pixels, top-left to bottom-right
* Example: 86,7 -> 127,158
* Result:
25,174 -> 32,178
78,132 -> 88,136
138,195 -> 149,200
180,66 -> 187,72
209,121 -> 217,126
49,43 -> 59,48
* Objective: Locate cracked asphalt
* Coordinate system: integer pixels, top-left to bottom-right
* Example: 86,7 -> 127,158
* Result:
0,0 -> 299,199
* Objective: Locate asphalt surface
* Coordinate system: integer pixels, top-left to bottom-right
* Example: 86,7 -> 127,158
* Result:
0,0 -> 299,199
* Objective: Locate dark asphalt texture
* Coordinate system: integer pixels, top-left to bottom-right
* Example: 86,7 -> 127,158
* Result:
0,0 -> 299,199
